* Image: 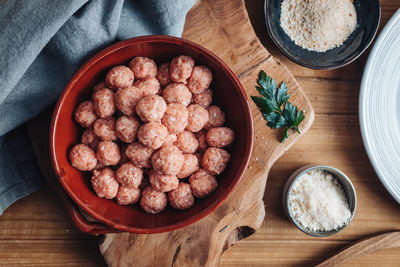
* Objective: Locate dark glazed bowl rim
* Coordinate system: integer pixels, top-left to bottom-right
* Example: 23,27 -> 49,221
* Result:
264,0 -> 381,70
50,35 -> 254,234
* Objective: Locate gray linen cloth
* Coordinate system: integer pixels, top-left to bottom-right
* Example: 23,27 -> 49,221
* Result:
0,0 -> 196,214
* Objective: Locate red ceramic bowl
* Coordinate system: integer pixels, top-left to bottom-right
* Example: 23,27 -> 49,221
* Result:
50,36 -> 253,234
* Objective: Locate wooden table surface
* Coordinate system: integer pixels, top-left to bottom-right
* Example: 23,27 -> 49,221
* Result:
1,1 -> 400,266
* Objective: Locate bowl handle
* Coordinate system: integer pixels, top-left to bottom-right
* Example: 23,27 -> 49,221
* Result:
58,187 -> 120,235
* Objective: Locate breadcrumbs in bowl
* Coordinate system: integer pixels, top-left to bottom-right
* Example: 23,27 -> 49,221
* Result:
50,35 -> 253,234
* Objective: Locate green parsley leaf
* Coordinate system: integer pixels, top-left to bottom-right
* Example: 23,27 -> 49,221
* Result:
251,71 -> 305,143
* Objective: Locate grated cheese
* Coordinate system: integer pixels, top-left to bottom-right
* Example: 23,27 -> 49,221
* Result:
288,169 -> 351,231
280,0 -> 357,52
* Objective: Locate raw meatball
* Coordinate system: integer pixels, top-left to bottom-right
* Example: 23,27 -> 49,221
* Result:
156,63 -> 171,87
91,168 -> 119,199
168,183 -> 194,210
149,170 -> 179,192
204,105 -> 225,130
162,83 -> 192,106
151,145 -> 184,176
81,129 -> 100,150
114,86 -> 142,115
129,57 -> 157,79
93,88 -> 116,118
92,81 -> 108,97
187,66 -> 213,94
116,162 -> 143,188
126,142 -> 154,168
116,186 -> 141,205
136,95 -> 167,122
161,103 -> 189,134
116,116 -> 140,143
140,186 -> 167,214
202,147 -> 230,175
186,104 -> 209,132
137,121 -> 168,150
93,117 -> 117,141
74,101 -> 97,127
170,55 -> 195,83
177,154 -> 199,179
192,89 -> 212,108
69,144 -> 97,171
105,65 -> 134,89
96,141 -> 121,166
189,169 -> 217,198
175,131 -> 198,153
195,131 -> 208,153
163,134 -> 177,147
206,127 -> 235,148
134,77 -> 160,97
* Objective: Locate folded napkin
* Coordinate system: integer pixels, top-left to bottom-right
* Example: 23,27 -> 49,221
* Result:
0,0 -> 196,214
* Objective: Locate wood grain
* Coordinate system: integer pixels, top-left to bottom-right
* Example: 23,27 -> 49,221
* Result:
0,0 -> 399,266
99,0 -> 314,265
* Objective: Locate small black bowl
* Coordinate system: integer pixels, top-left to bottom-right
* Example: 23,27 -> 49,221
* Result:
264,0 -> 381,69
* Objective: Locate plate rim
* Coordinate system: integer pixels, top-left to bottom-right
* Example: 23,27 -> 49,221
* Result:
359,8 -> 400,204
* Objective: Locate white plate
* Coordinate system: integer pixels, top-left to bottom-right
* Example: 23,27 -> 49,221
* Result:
360,9 -> 400,204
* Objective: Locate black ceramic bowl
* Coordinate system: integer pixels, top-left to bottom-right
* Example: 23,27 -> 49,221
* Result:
264,0 -> 381,69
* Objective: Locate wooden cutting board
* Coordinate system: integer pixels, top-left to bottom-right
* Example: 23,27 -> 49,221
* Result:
98,0 -> 314,266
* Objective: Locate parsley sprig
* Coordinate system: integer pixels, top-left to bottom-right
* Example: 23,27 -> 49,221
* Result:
251,70 -> 305,143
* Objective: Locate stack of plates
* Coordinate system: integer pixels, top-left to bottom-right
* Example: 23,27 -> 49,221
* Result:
360,9 -> 400,204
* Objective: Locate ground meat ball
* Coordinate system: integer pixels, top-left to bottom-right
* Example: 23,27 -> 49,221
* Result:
116,162 -> 143,188
91,168 -> 119,199
192,89 -> 212,108
175,131 -> 198,153
116,116 -> 140,143
202,147 -> 230,175
151,145 -> 184,175
186,104 -> 209,132
126,142 -> 154,168
189,169 -> 217,198
81,129 -> 100,150
168,183 -> 194,210
114,86 -> 142,115
116,186 -> 141,205
97,141 -> 121,166
206,127 -> 235,148
69,144 -> 97,171
105,65 -> 134,89
170,55 -> 195,83
162,83 -> 192,106
92,81 -> 109,97
136,95 -> 167,122
93,117 -> 117,141
156,63 -> 171,87
140,186 -> 167,214
204,105 -> 225,130
161,104 -> 189,134
177,154 -> 199,179
93,89 -> 116,118
129,57 -> 157,79
134,77 -> 160,97
187,66 -> 213,94
163,134 -> 177,147
149,170 -> 179,192
195,131 -> 208,153
137,121 -> 168,150
74,101 -> 97,127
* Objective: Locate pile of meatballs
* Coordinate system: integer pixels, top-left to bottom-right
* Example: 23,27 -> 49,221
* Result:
69,55 -> 235,214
